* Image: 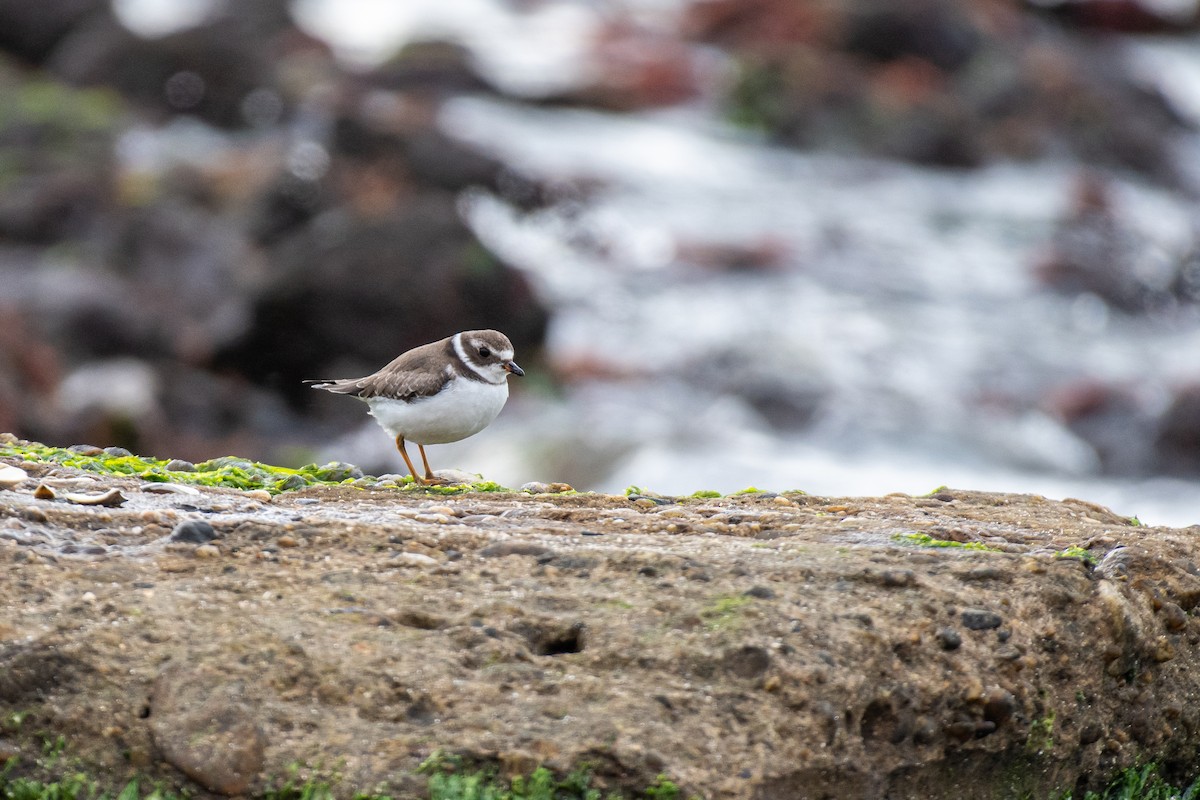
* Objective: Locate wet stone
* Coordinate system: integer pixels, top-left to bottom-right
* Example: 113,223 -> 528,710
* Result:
961,609 -> 1003,630
936,628 -> 962,651
170,520 -> 217,544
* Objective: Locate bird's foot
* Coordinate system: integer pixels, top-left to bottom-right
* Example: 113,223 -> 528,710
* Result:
417,474 -> 453,487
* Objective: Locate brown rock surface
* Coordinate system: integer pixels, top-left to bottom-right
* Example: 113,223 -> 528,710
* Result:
0,463 -> 1198,798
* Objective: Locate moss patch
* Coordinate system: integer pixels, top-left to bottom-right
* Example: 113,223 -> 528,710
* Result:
892,532 -> 1002,553
0,438 -> 512,496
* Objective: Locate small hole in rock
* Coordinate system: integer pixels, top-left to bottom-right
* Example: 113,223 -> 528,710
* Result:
537,623 -> 585,656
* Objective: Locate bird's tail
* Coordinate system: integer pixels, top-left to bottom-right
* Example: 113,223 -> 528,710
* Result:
303,378 -> 362,395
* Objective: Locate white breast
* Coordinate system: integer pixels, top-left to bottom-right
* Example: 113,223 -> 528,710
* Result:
364,377 -> 509,445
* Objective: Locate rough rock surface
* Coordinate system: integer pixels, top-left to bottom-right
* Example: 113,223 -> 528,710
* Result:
1,458 -> 1199,798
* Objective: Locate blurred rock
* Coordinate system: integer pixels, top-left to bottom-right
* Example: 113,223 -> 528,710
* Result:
1044,380 -> 1159,475
0,0 -> 107,65
688,0 -> 1191,177
47,0 -> 316,130
1154,386 -> 1200,475
1034,0 -> 1200,33
1036,174 -> 1194,313
221,194 -> 546,404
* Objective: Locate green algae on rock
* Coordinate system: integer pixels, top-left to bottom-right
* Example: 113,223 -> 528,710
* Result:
0,437 -> 513,496
893,532 -> 1003,552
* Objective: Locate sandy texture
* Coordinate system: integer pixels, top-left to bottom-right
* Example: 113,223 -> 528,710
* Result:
1,458 -> 1199,799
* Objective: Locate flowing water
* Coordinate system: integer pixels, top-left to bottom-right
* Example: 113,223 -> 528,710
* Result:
280,2 -> 1200,525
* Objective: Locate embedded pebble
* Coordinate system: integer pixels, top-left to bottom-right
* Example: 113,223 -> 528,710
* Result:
170,520 -> 217,544
295,498 -> 320,506
936,628 -> 963,651
103,447 -> 133,457
277,535 -> 299,548
961,609 -> 1003,631
414,513 -> 454,525
165,459 -> 195,472
0,464 -> 27,489
68,444 -> 104,456
194,544 -> 220,559
244,490 -> 272,503
393,552 -> 437,567
33,483 -> 56,500
424,505 -> 458,516
521,481 -> 574,494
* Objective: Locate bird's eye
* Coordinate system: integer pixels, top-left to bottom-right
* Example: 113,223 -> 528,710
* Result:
478,346 -> 491,359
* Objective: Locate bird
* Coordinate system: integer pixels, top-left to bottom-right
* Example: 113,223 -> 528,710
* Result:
306,330 -> 524,485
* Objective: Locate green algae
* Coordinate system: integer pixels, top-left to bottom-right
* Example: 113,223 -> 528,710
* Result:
0,439 -> 512,496
893,532 -> 1002,553
700,594 -> 753,630
1054,546 -> 1098,565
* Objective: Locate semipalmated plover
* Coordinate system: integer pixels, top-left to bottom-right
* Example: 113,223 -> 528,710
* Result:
307,330 -> 524,485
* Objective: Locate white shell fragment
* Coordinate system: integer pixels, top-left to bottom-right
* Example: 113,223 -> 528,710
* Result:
63,488 -> 128,507
140,482 -> 201,496
0,464 -> 27,489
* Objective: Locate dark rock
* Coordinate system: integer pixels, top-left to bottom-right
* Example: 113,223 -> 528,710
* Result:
1079,722 -> 1103,745
961,609 -> 1003,631
0,0 -> 108,64
102,446 -> 132,457
49,6 -> 296,130
219,196 -> 547,406
1155,386 -> 1200,475
912,716 -> 938,745
169,520 -> 216,544
744,585 -> 776,599
935,628 -> 962,651
149,664 -> 267,796
880,569 -> 916,588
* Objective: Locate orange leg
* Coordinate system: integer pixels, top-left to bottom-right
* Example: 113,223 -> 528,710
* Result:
395,435 -> 423,484
417,444 -> 437,482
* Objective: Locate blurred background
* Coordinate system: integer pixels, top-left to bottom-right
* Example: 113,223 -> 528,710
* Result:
2,0 -> 1200,522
